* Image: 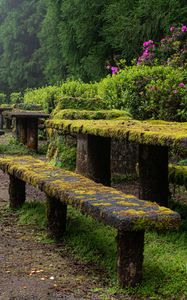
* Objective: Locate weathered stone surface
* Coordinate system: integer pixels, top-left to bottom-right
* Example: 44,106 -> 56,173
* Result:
45,119 -> 187,151
0,156 -> 180,231
46,196 -> 67,239
76,134 -> 111,186
117,230 -> 144,287
9,175 -> 26,209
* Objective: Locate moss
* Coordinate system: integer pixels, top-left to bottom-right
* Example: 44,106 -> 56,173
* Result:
0,155 -> 180,231
169,164 -> 187,188
45,119 -> 187,152
52,109 -> 131,120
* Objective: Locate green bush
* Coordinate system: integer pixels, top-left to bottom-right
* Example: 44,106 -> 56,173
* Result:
15,103 -> 43,111
24,65 -> 186,121
53,96 -> 107,113
0,92 -> 7,104
10,92 -> 23,104
59,80 -> 98,98
98,65 -> 187,121
24,86 -> 62,113
24,80 -> 99,113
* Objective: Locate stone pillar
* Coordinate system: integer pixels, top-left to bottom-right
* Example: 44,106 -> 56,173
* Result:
27,118 -> 38,151
9,175 -> 26,209
46,196 -> 67,239
16,118 -> 27,144
117,230 -> 144,287
76,134 -> 89,177
5,117 -> 12,130
139,144 -> 169,206
111,139 -> 138,176
76,134 -> 111,186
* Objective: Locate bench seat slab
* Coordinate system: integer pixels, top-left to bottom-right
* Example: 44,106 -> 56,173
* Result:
0,156 -> 180,232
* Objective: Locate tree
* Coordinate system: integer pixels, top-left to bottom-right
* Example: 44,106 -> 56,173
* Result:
0,0 -> 45,93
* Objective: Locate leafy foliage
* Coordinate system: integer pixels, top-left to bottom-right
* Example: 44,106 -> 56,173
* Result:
0,0 -> 46,93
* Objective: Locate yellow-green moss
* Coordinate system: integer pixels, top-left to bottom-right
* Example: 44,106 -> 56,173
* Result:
52,109 -> 131,120
45,119 -> 187,152
0,155 -> 181,231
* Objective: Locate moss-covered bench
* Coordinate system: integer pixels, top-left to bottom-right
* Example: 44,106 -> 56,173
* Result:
46,119 -> 187,207
0,156 -> 180,288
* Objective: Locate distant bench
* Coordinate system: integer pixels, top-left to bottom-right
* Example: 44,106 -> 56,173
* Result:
0,156 -> 180,288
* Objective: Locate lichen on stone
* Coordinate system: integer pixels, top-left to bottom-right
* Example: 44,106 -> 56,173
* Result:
0,155 -> 181,231
45,119 -> 187,152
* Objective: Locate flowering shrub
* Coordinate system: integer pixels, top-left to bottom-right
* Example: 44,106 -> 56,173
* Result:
137,25 -> 187,67
98,65 -> 187,121
145,72 -> 187,121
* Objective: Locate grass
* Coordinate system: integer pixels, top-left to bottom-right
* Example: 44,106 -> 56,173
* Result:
0,134 -> 48,156
0,136 -> 30,155
17,201 -> 187,299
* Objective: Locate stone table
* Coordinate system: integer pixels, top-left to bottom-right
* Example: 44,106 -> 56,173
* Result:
45,119 -> 187,207
10,111 -> 49,151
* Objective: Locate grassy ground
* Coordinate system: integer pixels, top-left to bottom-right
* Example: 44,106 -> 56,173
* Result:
17,201 -> 187,300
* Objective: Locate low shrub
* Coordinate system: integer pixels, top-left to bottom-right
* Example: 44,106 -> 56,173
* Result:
10,92 -> 23,104
24,80 -> 99,113
98,65 -> 187,121
0,92 -> 7,104
15,103 -> 43,111
24,65 -> 186,121
53,96 -> 107,114
24,85 -> 61,113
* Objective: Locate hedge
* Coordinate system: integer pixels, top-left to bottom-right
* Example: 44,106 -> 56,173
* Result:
23,65 -> 187,121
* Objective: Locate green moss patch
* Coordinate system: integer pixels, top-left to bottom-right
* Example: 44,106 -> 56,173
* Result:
46,119 -> 187,152
52,109 -> 131,120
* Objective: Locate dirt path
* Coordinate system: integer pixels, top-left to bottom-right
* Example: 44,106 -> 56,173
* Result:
0,169 -> 138,300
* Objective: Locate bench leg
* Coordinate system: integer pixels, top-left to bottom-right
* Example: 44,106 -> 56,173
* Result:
0,114 -> 3,129
6,118 -> 12,130
117,230 -> 144,287
9,175 -> 26,209
139,144 -> 169,206
16,118 -> 27,144
46,196 -> 67,239
27,118 -> 38,151
76,134 -> 111,186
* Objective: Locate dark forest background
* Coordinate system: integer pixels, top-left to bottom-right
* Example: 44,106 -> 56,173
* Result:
0,0 -> 186,93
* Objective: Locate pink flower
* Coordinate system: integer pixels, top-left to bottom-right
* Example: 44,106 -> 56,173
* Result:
143,40 -> 154,47
111,66 -> 119,75
181,25 -> 187,32
173,90 -> 178,94
170,26 -> 175,32
178,82 -> 185,87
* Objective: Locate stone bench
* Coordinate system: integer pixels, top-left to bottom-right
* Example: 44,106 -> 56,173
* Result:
0,156 -> 180,288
